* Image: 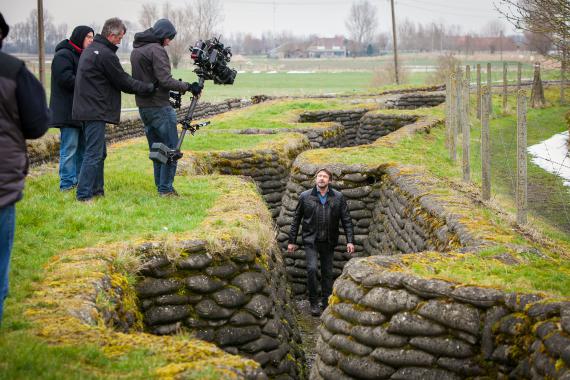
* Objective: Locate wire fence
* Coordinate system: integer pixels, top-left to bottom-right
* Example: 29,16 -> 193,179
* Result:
446,62 -> 570,233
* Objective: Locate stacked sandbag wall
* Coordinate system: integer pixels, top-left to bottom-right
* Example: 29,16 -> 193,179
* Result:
356,114 -> 418,145
185,136 -> 310,219
135,239 -> 306,379
298,109 -> 370,147
385,92 -> 446,110
311,255 -> 570,380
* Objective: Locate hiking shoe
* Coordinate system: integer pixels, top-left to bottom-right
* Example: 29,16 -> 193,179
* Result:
159,190 -> 179,198
310,304 -> 322,317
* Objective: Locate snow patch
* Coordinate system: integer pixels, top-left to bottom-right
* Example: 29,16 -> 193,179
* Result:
527,131 -> 570,186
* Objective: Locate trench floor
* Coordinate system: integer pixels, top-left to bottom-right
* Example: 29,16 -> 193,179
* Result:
293,299 -> 321,370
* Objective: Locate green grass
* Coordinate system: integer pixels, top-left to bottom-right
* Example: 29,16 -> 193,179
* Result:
0,140 -> 223,378
207,99 -> 345,130
182,132 -> 278,151
409,246 -> 570,296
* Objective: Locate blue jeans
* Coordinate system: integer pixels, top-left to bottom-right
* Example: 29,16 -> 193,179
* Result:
59,127 -> 85,190
76,121 -> 106,200
139,107 -> 178,194
0,204 -> 15,325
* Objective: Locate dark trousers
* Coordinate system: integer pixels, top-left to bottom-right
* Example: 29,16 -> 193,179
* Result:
0,204 -> 15,324
76,121 -> 106,200
139,107 -> 178,194
305,241 -> 334,307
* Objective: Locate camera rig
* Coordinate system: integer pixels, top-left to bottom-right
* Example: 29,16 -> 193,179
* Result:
149,37 -> 237,165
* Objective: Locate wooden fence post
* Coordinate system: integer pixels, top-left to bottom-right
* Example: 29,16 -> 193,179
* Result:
517,62 -> 522,93
481,86 -> 491,201
503,62 -> 508,114
450,72 -> 458,162
516,90 -> 528,225
476,64 -> 481,120
487,63 -> 492,117
445,73 -> 451,149
463,65 -> 471,182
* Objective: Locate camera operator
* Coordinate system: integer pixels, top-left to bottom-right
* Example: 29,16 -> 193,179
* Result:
0,12 -> 49,324
72,18 -> 155,202
130,19 -> 202,197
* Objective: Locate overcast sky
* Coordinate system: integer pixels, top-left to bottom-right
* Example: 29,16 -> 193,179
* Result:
3,0 -> 514,37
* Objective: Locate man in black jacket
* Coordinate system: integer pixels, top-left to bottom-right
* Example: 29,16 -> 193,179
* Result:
0,12 -> 49,324
49,25 -> 94,191
288,168 -> 355,316
72,18 -> 154,202
130,18 -> 202,196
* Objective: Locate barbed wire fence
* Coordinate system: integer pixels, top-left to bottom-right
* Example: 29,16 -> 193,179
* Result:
446,62 -> 570,232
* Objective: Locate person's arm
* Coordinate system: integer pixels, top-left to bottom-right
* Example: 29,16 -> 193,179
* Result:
339,194 -> 355,252
102,52 -> 154,95
288,194 -> 304,251
52,51 -> 75,91
15,66 -> 49,139
152,48 -> 190,92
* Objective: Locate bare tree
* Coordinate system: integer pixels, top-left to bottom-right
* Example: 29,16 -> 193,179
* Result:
192,0 -> 224,39
139,2 -> 159,29
163,2 -> 194,69
524,30 -> 553,55
345,0 -> 378,51
482,19 -> 506,37
497,0 -> 568,59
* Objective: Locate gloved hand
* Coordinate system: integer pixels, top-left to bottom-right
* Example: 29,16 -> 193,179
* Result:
187,82 -> 203,97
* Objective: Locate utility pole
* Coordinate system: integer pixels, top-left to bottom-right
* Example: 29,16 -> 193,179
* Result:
390,0 -> 399,84
37,0 -> 46,87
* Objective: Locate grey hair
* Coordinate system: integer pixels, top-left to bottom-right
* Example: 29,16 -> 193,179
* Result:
101,17 -> 126,37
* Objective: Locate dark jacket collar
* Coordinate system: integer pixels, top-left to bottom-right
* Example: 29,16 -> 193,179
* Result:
94,34 -> 118,53
311,186 -> 335,197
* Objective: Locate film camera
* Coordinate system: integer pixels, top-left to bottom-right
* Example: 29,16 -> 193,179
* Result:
149,37 -> 237,165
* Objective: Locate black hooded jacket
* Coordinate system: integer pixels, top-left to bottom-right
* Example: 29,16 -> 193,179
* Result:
130,19 -> 189,108
49,39 -> 81,127
72,34 -> 154,124
49,26 -> 93,127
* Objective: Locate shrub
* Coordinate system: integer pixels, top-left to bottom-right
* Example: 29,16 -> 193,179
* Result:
427,53 -> 461,85
371,59 -> 409,87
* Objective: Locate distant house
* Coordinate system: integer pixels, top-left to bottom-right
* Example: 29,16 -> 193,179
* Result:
448,36 -> 520,54
307,36 -> 348,58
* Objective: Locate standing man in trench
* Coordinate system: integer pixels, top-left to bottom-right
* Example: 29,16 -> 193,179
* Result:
288,168 -> 355,316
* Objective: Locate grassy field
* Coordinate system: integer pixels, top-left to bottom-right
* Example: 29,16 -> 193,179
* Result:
28,52 -> 564,113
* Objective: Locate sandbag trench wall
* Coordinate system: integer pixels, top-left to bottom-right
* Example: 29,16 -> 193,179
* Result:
311,255 -> 570,380
133,240 -> 305,379
384,92 -> 446,110
182,124 -> 344,218
27,97 -> 263,166
275,163 -> 475,298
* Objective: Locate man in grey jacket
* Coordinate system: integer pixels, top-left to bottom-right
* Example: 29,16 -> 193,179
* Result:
130,19 -> 202,197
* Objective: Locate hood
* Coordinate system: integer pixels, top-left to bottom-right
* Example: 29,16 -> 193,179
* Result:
133,28 -> 161,48
152,18 -> 176,40
70,25 -> 94,49
55,39 -> 74,53
133,19 -> 176,48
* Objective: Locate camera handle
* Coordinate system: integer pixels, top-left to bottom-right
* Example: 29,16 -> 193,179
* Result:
175,76 -> 205,151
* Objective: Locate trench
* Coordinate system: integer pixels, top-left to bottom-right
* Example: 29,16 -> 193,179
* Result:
127,91 -> 455,379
